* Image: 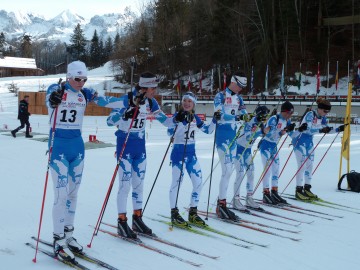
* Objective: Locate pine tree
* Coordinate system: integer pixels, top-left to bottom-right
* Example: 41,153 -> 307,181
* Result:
69,23 -> 87,61
0,32 -> 5,52
20,34 -> 32,58
89,30 -> 101,67
104,36 -> 113,61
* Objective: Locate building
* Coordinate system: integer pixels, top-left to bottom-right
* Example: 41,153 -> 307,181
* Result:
0,55 -> 44,77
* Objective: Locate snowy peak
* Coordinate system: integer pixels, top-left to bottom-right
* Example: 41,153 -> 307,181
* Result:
49,9 -> 86,28
0,9 -> 136,43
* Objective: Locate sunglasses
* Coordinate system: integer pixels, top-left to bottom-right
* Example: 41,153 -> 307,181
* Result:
323,109 -> 330,113
73,77 -> 87,82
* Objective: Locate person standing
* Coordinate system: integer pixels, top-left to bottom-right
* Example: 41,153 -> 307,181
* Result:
214,71 -> 249,220
259,101 -> 295,205
292,98 -> 345,200
11,95 -> 33,138
46,60 -> 124,262
233,105 -> 270,210
106,72 -> 176,239
168,92 -> 217,227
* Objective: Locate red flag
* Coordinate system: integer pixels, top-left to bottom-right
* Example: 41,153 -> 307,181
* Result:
335,61 -> 339,91
176,79 -> 180,95
316,63 -> 320,94
223,73 -> 227,90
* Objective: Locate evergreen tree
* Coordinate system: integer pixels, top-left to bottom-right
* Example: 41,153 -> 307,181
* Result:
113,32 -> 121,55
69,23 -> 87,61
20,34 -> 32,58
104,36 -> 113,61
89,30 -> 101,67
0,32 -> 5,52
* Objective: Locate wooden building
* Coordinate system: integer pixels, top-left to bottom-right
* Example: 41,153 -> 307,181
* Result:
0,56 -> 44,77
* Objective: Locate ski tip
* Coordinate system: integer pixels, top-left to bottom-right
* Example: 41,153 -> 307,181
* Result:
32,258 -> 37,263
87,243 -> 92,248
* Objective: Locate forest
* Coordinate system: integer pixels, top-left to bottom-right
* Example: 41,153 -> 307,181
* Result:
0,0 -> 359,92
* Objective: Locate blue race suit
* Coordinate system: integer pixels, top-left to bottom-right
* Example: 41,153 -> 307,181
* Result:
168,114 -> 216,209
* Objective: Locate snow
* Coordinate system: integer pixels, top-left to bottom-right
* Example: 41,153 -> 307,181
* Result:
0,65 -> 359,270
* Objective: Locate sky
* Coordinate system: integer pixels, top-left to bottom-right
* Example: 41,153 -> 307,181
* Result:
0,64 -> 360,270
1,0 -> 152,19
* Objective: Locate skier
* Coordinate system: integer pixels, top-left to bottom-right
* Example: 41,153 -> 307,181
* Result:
106,72 -> 176,239
292,98 -> 345,200
259,101 -> 295,205
46,60 -> 124,262
233,105 -> 270,210
213,71 -> 249,220
11,95 -> 33,138
168,92 -> 217,227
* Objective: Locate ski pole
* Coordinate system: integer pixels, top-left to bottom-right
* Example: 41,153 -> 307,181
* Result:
202,123 -> 245,187
142,124 -> 178,214
87,107 -> 138,248
205,123 -> 217,220
253,134 -> 288,194
281,133 -> 326,194
33,106 -> 59,263
312,132 -> 340,175
172,121 -> 191,227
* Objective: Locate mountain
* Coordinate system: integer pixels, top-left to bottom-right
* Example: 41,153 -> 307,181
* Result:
0,9 -> 136,43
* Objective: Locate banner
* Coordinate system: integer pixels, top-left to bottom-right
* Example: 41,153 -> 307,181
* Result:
280,64 -> 285,94
265,64 -> 268,92
250,66 -> 254,94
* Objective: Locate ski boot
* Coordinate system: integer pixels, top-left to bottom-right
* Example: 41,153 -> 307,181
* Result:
188,207 -> 206,227
132,209 -> 152,235
171,207 -> 189,227
216,199 -> 239,221
303,184 -> 319,200
271,187 -> 288,204
295,186 -> 311,201
64,225 -> 83,253
263,188 -> 278,205
53,233 -> 75,262
245,194 -> 262,210
117,214 -> 137,239
231,195 -> 247,211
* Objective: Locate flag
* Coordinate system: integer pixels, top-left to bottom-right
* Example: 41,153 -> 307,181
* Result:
335,61 -> 339,91
176,78 -> 180,96
223,72 -> 227,90
341,82 -> 352,161
297,63 -> 301,90
198,69 -> 202,94
188,76 -> 191,91
316,62 -> 320,94
265,65 -> 268,92
210,68 -> 214,92
250,66 -> 254,94
280,64 -> 285,94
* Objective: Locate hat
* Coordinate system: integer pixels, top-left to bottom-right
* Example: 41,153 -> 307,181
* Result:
317,98 -> 331,111
281,101 -> 294,112
231,75 -> 247,88
139,73 -> 159,88
67,61 -> 88,79
182,92 -> 197,105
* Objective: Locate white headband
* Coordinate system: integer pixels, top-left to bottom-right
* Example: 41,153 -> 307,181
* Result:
231,75 -> 247,88
182,92 -> 197,104
139,76 -> 158,88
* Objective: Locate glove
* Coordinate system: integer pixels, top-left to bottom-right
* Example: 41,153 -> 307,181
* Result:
123,106 -> 139,120
256,114 -> 267,122
239,114 -> 251,122
298,123 -> 308,132
49,91 -> 62,108
285,123 -> 296,132
319,126 -> 333,133
175,110 -> 188,123
337,124 -> 345,132
135,92 -> 146,105
213,111 -> 221,121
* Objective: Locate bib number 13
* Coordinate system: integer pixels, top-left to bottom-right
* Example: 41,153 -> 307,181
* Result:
60,109 -> 77,123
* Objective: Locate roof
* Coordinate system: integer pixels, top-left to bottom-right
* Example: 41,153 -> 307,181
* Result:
0,57 -> 38,69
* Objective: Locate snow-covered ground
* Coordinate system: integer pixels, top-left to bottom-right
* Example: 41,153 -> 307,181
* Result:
0,65 -> 359,270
